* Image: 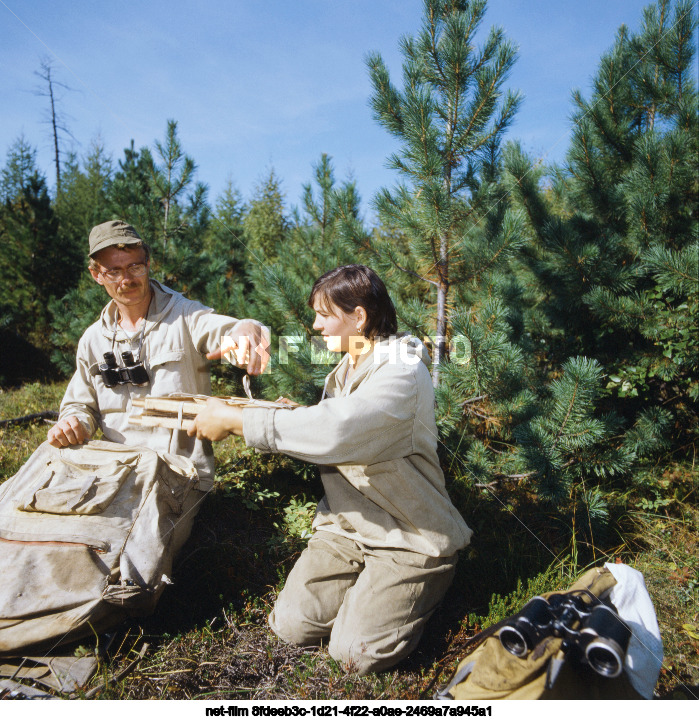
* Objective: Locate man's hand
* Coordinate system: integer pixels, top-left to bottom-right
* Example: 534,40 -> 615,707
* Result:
208,320 -> 270,375
47,416 -> 91,447
187,398 -> 244,441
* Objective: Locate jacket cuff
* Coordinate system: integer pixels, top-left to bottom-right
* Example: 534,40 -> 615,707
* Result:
242,407 -> 276,452
231,318 -> 262,332
59,411 -> 96,437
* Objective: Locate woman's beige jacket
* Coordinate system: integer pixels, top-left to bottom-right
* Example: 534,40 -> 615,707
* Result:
243,334 -> 472,557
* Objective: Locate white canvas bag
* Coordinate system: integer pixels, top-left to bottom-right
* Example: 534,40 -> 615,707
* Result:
0,439 -> 202,655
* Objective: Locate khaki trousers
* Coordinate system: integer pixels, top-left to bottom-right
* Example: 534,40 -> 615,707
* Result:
269,531 -> 457,675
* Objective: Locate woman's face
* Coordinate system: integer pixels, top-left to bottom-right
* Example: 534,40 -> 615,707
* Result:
312,297 -> 363,354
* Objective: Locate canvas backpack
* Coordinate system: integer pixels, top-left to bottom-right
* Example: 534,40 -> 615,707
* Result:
435,565 -> 663,700
0,439 -> 204,657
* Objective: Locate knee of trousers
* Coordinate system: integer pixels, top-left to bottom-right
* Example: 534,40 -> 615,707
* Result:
327,625 -> 424,676
268,597 -> 328,646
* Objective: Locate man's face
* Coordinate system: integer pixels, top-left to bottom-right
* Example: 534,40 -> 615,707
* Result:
89,246 -> 151,308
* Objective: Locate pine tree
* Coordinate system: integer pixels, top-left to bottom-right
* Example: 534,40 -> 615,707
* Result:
48,280 -> 106,376
0,162 -> 63,382
0,136 -> 37,202
505,0 -> 698,456
0,172 -> 62,344
365,0 -> 533,478
0,137 -> 83,380
108,122 -> 216,300
201,179 -> 249,317
107,140 -> 161,239
150,119 -> 199,250
245,155 -> 368,403
145,120 -> 215,299
242,169 -> 287,263
366,0 -> 522,382
56,139 -> 113,269
0,138 -> 40,336
45,141 -> 114,374
361,0 -> 652,519
208,179 -> 248,279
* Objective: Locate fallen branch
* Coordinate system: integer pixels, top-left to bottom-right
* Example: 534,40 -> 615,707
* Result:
0,411 -> 58,428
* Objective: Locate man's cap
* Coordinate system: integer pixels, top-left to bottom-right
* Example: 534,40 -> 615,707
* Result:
89,220 -> 143,256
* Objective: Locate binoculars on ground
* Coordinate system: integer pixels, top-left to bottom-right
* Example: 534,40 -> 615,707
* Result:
99,351 -> 150,387
499,592 -> 631,678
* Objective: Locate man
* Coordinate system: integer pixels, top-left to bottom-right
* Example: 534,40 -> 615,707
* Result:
48,219 -> 267,489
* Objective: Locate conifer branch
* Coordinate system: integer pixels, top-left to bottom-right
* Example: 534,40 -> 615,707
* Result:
461,394 -> 488,406
389,257 -> 439,287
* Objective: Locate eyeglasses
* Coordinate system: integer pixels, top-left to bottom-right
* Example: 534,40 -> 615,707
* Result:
99,263 -> 148,282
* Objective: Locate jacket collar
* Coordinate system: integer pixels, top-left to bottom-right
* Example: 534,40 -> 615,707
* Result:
323,333 -> 430,398
99,279 -> 178,341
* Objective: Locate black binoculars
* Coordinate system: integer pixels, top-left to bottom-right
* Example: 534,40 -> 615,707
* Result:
99,351 -> 150,387
498,592 -> 631,678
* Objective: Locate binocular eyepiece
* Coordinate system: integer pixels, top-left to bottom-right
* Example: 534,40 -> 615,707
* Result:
580,604 -> 631,678
99,351 -> 150,387
498,596 -> 551,658
499,593 -> 631,678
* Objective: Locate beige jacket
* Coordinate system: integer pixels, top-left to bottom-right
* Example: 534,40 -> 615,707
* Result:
243,334 -> 472,557
59,280 -> 248,486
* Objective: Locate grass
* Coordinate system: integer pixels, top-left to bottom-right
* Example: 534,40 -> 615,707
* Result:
628,504 -> 699,698
0,382 -> 697,700
0,381 -> 68,478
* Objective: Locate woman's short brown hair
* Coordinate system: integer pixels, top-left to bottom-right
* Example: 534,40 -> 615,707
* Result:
308,264 -> 397,339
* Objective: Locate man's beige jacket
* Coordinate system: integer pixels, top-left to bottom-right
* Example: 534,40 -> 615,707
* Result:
243,334 -> 473,557
59,280 -> 247,486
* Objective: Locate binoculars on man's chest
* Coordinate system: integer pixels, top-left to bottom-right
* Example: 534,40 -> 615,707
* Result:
99,351 -> 150,387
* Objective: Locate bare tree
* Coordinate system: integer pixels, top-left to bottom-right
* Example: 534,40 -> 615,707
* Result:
33,56 -> 76,198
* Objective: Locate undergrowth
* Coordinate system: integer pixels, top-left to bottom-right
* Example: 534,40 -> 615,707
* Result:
0,382 -> 696,699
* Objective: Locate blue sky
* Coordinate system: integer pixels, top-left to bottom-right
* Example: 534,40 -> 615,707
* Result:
1,1 -> 653,221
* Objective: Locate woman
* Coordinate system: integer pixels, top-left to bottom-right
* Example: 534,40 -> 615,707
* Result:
189,264 -> 472,675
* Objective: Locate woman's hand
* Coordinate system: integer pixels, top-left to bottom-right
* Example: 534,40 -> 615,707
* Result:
187,398 -> 244,441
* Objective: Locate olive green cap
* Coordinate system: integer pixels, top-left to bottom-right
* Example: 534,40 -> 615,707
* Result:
89,220 -> 142,257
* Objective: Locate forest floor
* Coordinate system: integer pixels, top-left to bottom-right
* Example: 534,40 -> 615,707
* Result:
0,381 -> 697,701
